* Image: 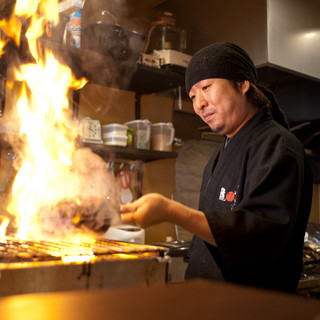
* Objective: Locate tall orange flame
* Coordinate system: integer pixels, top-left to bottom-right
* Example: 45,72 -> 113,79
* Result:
8,49 -> 87,239
0,0 -> 107,242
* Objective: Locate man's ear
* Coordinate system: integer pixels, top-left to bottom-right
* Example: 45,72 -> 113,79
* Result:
240,80 -> 250,94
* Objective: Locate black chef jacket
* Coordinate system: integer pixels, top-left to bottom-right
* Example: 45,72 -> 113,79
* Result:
185,109 -> 313,292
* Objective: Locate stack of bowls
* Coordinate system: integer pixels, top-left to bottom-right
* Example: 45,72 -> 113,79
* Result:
102,124 -> 128,146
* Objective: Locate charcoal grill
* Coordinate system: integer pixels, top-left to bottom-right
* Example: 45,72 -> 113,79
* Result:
0,238 -> 169,296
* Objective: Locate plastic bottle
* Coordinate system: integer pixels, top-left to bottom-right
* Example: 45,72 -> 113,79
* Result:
68,10 -> 81,48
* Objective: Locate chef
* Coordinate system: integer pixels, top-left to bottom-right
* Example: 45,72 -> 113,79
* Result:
121,42 -> 313,292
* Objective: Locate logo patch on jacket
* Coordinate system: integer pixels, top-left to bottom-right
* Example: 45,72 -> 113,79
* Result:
219,187 -> 237,208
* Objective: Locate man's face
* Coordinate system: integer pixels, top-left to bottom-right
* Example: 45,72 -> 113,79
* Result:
189,78 -> 255,137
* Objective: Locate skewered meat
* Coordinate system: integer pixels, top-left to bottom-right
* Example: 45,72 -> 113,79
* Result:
37,196 -> 118,237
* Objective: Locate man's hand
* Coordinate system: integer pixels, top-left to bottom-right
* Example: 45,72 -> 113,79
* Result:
120,193 -> 171,228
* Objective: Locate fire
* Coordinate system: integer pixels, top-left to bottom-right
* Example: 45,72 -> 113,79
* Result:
3,0 -> 87,240
0,217 -> 9,240
61,254 -> 94,264
0,15 -> 21,48
0,0 -> 120,246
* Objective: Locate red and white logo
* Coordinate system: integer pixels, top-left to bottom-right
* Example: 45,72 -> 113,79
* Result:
219,187 -> 236,203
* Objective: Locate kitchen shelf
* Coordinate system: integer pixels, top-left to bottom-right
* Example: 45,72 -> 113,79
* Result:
0,134 -> 178,162
2,39 -> 186,94
47,42 -> 183,161
129,64 -> 186,94
42,41 -> 186,93
82,142 -> 178,162
2,37 -> 187,116
40,41 -> 186,118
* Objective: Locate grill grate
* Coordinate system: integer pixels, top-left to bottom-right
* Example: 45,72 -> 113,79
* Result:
0,238 -> 167,263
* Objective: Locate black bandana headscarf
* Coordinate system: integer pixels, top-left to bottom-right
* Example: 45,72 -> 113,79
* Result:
185,42 -> 289,129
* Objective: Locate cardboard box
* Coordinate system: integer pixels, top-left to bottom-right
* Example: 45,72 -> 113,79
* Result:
58,0 -> 83,15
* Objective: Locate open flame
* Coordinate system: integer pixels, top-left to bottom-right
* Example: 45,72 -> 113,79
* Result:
0,0 -> 120,246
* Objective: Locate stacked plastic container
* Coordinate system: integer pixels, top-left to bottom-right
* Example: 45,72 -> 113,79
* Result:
101,120 -> 175,151
102,124 -> 128,146
124,119 -> 151,150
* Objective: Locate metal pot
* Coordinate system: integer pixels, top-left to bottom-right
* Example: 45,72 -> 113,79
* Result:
82,22 -> 145,64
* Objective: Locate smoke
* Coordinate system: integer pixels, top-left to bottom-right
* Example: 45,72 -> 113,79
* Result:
30,147 -> 122,240
83,0 -> 129,25
79,0 -> 145,92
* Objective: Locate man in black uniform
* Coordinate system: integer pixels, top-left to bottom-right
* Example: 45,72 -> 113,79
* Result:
121,42 -> 313,292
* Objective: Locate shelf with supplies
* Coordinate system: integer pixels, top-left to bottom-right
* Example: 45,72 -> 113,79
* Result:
79,117 -> 177,163
0,133 -> 178,163
0,38 -> 186,93
37,41 -> 187,118
39,41 -> 186,94
0,40 -> 181,166
59,42 -> 183,163
82,142 -> 178,163
1,36 -> 187,117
